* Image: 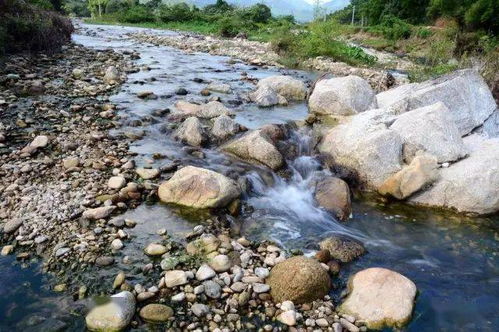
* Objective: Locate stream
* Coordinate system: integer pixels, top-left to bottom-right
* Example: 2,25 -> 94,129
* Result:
0,23 -> 498,331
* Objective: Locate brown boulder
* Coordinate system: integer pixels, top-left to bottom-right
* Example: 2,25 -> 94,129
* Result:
314,177 -> 352,221
266,256 -> 331,304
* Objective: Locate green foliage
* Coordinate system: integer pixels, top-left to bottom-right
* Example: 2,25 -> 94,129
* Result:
0,0 -> 73,55
240,4 -> 272,24
271,21 -> 377,66
217,17 -> 245,38
158,3 -> 199,23
120,5 -> 154,23
204,0 -> 233,15
415,27 -> 433,38
376,15 -> 413,40
64,0 -> 91,17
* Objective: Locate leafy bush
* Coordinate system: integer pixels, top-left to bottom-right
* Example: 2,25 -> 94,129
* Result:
217,17 -> 244,38
240,4 -> 272,24
158,3 -> 199,23
415,27 -> 433,39
378,15 -> 413,40
119,6 -> 154,24
0,0 -> 73,55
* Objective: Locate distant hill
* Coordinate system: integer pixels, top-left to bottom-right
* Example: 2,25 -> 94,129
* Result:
323,0 -> 350,12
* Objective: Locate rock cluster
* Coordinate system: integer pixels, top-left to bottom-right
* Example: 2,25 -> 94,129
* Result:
318,69 -> 498,215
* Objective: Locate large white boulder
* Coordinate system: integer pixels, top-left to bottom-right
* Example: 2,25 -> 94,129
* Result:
410,135 -> 499,214
309,75 -> 376,116
256,75 -> 307,101
340,268 -> 417,329
85,291 -> 135,331
319,109 -> 403,189
222,130 -> 284,170
389,102 -> 467,163
158,166 -> 240,209
376,69 -> 496,135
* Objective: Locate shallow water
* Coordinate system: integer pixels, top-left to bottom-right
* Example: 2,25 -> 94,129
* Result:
1,22 -> 497,331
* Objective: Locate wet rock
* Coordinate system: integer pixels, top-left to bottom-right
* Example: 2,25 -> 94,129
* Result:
319,235 -> 366,263
144,243 -> 168,256
85,291 -> 135,331
340,268 -> 417,329
222,130 -> 284,170
103,66 -> 120,84
211,115 -> 240,140
256,75 -> 307,101
135,168 -> 159,180
139,304 -> 173,322
95,256 -> 115,266
111,239 -> 124,250
174,117 -> 207,147
314,177 -> 352,221
175,88 -> 188,95
207,82 -> 231,93
197,101 -> 233,119
389,102 -> 467,163
379,153 -> 439,199
376,69 -> 496,136
83,206 -> 116,220
267,256 -> 330,304
249,85 -> 288,107
309,75 -> 376,116
113,272 -> 126,289
158,166 -> 241,209
1,245 -> 14,256
137,91 -> 156,99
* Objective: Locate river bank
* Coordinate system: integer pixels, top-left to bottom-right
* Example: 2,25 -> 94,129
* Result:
0,23 -> 498,331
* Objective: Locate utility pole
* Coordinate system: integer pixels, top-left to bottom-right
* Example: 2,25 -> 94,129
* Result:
351,5 -> 355,25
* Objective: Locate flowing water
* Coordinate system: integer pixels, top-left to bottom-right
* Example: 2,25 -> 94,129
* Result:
0,23 -> 498,331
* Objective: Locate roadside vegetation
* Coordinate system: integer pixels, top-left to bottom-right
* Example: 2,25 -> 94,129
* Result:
0,0 -> 73,55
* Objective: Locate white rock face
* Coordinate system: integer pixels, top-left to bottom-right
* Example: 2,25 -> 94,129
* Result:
256,75 -> 307,101
158,166 -> 240,209
390,102 -> 467,163
376,69 -> 496,135
249,85 -> 288,107
211,115 -> 240,140
379,153 -> 439,199
85,291 -> 135,331
340,268 -> 417,329
222,130 -> 284,170
174,117 -> 206,147
320,109 -> 403,188
309,75 -> 376,116
410,135 -> 499,214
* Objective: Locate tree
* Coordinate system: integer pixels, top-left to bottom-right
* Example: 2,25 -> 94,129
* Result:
88,0 -> 110,17
204,0 -> 233,15
243,4 -> 272,23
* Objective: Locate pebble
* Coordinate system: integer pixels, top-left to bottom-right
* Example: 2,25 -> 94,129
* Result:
111,239 -> 124,250
278,310 -> 297,326
108,176 -> 126,189
254,267 -> 270,279
252,283 -> 270,293
191,303 -> 210,317
340,318 -> 360,332
164,270 -> 188,288
196,264 -> 216,281
144,243 -> 168,256
203,280 -> 222,298
139,304 -> 173,322
1,245 -> 14,256
209,254 -> 231,272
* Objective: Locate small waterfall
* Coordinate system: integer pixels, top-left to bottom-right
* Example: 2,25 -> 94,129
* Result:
243,129 -> 364,247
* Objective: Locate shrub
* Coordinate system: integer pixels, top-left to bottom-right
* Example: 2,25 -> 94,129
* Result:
0,0 -> 73,55
158,3 -> 199,23
378,15 -> 412,40
241,4 -> 272,24
415,27 -> 433,39
119,5 -> 154,23
217,17 -> 244,38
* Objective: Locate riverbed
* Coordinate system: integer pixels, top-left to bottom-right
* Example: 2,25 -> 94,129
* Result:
0,23 -> 498,331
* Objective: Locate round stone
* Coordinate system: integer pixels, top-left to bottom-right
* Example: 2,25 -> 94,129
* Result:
139,304 -> 173,322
